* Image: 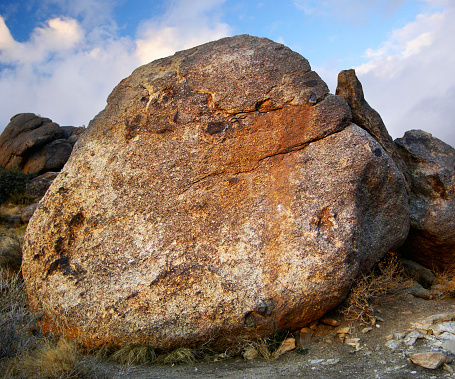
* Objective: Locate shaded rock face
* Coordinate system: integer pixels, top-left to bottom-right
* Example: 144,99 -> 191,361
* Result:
0,113 -> 85,174
22,35 -> 409,350
336,69 -> 409,190
396,130 -> 455,272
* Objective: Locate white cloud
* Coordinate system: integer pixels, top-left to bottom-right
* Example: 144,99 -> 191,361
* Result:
355,4 -> 455,147
135,0 -> 230,64
0,0 -> 231,130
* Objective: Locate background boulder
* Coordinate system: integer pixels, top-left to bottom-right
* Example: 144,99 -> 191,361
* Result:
0,113 -> 85,174
396,130 -> 455,272
336,69 -> 409,190
22,35 -> 409,350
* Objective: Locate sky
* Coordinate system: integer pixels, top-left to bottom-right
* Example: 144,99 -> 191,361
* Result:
0,0 -> 454,147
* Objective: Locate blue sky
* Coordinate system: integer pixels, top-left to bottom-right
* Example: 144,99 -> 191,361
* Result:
0,0 -> 454,146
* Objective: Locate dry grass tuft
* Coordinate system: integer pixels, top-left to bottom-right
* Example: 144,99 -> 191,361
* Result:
160,347 -> 196,365
341,252 -> 406,324
110,344 -> 156,365
433,269 -> 455,297
0,232 -> 23,274
15,338 -> 82,378
0,268 -> 42,361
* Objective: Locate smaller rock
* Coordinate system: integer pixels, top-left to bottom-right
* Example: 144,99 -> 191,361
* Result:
385,340 -> 403,350
443,363 -> 454,373
432,322 -> 455,335
400,258 -> 436,289
408,284 -> 433,300
21,203 -> 39,223
438,332 -> 455,341
320,317 -> 340,327
243,346 -> 259,360
313,324 -> 335,337
336,327 -> 351,335
362,327 -> 373,334
308,320 -> 318,329
299,327 -> 313,342
25,172 -> 59,199
404,330 -> 425,346
345,338 -> 361,350
393,332 -> 406,340
273,338 -> 296,358
442,340 -> 455,355
408,352 -> 447,370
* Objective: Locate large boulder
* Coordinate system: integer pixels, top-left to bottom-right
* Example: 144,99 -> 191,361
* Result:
396,130 -> 455,272
22,35 -> 409,351
0,113 -> 85,174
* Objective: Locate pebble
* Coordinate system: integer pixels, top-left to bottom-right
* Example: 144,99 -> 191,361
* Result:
408,284 -> 433,300
273,338 -> 296,358
321,317 -> 340,327
385,340 -> 403,350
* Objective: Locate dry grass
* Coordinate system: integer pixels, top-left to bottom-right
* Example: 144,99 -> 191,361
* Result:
0,232 -> 23,274
433,269 -> 455,297
159,347 -> 196,365
110,344 -> 156,366
341,252 -> 407,324
0,268 -> 42,362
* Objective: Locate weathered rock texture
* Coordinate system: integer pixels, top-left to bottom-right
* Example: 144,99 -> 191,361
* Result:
0,113 -> 85,174
396,130 -> 455,272
22,35 -> 409,350
336,69 -> 410,190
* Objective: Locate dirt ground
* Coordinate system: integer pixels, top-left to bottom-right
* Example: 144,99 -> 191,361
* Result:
89,292 -> 455,378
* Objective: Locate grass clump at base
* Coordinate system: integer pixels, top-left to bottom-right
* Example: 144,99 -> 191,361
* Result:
341,252 -> 406,324
0,232 -> 23,274
110,344 -> 156,365
160,347 -> 196,365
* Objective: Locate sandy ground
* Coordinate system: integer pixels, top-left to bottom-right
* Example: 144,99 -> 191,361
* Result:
89,292 -> 455,378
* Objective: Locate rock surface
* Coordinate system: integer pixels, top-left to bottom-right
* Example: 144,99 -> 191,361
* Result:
396,130 -> 455,272
25,172 -> 60,200
0,113 -> 85,174
22,35 -> 409,350
336,69 -> 409,190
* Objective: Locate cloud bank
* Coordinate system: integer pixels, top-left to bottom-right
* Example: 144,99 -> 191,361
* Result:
356,1 -> 455,146
0,0 -> 229,129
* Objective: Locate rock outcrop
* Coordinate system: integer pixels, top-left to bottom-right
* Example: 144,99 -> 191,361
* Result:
0,113 -> 84,174
396,130 -> 455,272
22,35 -> 409,350
336,69 -> 409,189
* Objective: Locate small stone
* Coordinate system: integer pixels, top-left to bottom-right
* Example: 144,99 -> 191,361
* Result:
442,340 -> 455,355
321,317 -> 340,327
345,338 -> 361,350
273,338 -> 296,358
299,327 -> 314,342
362,327 -> 373,334
432,321 -> 455,334
313,324 -> 335,337
325,339 -> 333,344
393,332 -> 406,340
429,313 -> 454,324
336,327 -> 351,334
385,340 -> 402,350
408,352 -> 447,369
408,284 -> 433,300
243,346 -> 259,360
308,320 -> 318,329
325,358 -> 340,365
438,332 -> 455,341
443,363 -> 454,373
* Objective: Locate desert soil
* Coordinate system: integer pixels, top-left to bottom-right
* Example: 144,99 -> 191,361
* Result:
90,291 -> 455,378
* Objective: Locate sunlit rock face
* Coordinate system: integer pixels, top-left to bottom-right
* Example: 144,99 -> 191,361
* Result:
22,35 -> 409,350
